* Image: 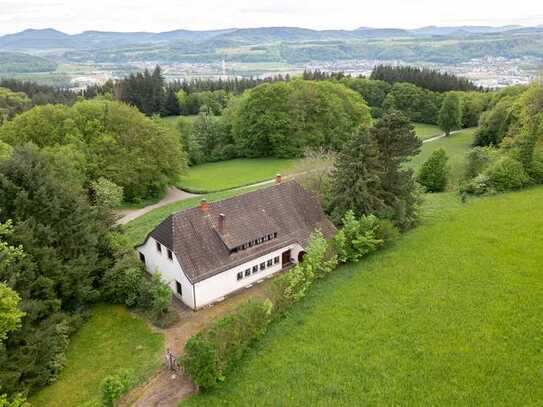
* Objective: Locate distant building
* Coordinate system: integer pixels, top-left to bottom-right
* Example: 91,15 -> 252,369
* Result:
136,178 -> 336,310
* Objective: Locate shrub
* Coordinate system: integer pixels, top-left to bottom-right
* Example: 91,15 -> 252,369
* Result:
100,369 -> 135,407
417,148 -> 449,192
464,147 -> 498,180
484,156 -> 530,191
181,299 -> 273,391
268,230 -> 337,313
90,178 -> 124,209
101,256 -> 144,308
334,211 -> 384,263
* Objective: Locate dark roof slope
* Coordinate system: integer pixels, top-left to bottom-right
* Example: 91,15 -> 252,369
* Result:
143,181 -> 336,283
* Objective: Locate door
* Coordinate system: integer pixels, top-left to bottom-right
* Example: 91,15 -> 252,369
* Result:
281,249 -> 291,267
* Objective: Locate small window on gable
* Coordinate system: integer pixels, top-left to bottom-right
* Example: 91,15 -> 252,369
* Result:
237,272 -> 243,281
156,241 -> 162,253
260,262 -> 266,271
167,249 -> 173,261
252,265 -> 258,273
245,269 -> 251,277
267,259 -> 273,267
274,256 -> 280,264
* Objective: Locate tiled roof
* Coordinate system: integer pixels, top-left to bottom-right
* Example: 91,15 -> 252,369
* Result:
143,181 -> 336,283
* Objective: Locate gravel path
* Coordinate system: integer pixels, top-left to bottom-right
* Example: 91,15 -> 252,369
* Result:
116,187 -> 199,225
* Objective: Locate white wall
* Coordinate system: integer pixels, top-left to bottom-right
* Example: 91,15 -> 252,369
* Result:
137,237 -> 195,309
194,243 -> 304,309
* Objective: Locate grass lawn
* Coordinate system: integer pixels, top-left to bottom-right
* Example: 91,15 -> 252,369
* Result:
413,122 -> 442,140
176,158 -> 297,193
30,304 -> 164,407
408,128 -> 476,189
184,186 -> 543,406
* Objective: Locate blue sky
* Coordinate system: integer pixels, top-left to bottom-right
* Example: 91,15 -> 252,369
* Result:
0,0 -> 542,35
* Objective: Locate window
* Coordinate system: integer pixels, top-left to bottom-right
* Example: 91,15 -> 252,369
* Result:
267,259 -> 273,267
274,232 -> 278,238
139,252 -> 146,264
274,256 -> 280,265
260,262 -> 266,271
167,249 -> 173,261
252,265 -> 258,274
245,268 -> 251,277
175,281 -> 182,296
156,241 -> 162,253
237,272 -> 243,281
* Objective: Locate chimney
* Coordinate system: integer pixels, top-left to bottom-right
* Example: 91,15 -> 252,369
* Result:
218,213 -> 225,234
275,173 -> 282,184
200,199 -> 209,213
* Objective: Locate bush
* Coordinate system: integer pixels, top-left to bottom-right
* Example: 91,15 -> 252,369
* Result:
101,256 -> 144,308
484,156 -> 530,191
334,211 -> 384,263
269,230 -> 337,313
464,147 -> 498,180
90,178 -> 124,209
181,299 -> 273,391
417,148 -> 449,192
100,369 -> 135,407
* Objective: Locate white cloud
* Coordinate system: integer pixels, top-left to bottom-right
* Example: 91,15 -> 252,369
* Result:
0,0 -> 541,35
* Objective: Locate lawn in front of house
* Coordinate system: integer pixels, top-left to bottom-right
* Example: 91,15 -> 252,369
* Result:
408,128 -> 476,189
413,122 -> 442,140
30,304 -> 164,407
176,158 -> 297,193
183,187 -> 543,406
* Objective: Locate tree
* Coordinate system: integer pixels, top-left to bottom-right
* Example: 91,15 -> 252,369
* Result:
417,148 -> 450,192
330,128 -> 386,222
334,211 -> 384,263
161,87 -> 181,117
370,110 -> 422,229
0,145 -> 113,395
438,92 -> 463,136
0,284 -> 24,343
0,99 -> 185,202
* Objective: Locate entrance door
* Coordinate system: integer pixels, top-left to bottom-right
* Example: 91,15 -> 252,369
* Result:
281,249 -> 291,267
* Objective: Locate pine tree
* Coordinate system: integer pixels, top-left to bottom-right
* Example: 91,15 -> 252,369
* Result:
330,128 -> 386,222
161,87 -> 181,117
370,110 -> 422,229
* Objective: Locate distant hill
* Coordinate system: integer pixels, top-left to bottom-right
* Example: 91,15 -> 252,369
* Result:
1,24 -> 542,69
0,52 -> 57,73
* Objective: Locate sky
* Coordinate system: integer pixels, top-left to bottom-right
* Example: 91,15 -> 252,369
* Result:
0,0 -> 542,35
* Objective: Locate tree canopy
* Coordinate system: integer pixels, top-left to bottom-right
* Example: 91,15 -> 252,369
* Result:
0,99 -> 185,201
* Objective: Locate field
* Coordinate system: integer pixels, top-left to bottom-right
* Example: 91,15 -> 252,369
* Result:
176,158 -> 296,193
184,187 -> 543,406
413,122 -> 442,140
408,128 -> 476,189
30,305 -> 164,407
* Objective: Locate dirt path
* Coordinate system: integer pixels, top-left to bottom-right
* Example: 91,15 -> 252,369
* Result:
118,280 -> 272,407
422,130 -> 462,144
116,187 -> 199,225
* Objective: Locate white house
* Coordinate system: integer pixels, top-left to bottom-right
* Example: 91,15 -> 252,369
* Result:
136,178 -> 336,310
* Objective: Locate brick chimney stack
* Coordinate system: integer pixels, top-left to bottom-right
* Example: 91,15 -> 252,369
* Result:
200,199 -> 209,213
275,173 -> 282,184
218,213 -> 225,234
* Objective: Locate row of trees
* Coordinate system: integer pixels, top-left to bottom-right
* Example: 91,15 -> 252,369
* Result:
370,65 -> 481,92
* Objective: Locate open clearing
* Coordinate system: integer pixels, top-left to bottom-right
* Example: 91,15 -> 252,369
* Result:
176,158 -> 296,193
184,187 -> 543,406
413,122 -> 442,140
30,305 -> 163,407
